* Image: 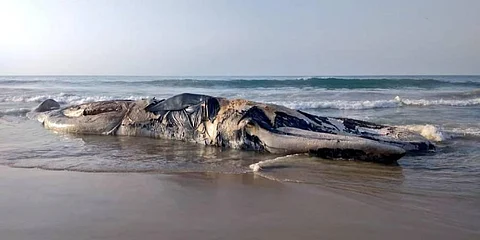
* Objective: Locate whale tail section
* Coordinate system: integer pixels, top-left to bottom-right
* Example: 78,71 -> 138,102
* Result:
34,99 -> 61,112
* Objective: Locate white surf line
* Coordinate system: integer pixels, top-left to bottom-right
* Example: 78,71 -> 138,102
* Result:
249,153 -> 303,172
248,154 -> 307,183
252,171 -> 305,183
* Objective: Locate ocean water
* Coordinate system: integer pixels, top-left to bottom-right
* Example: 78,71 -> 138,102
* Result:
1,76 -> 479,229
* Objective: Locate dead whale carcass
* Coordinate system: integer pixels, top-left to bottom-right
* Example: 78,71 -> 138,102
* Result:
35,93 -> 435,164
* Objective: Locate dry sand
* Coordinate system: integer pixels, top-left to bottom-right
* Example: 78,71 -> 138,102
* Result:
0,166 -> 477,240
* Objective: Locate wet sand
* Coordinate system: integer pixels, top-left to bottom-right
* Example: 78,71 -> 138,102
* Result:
0,166 -> 477,240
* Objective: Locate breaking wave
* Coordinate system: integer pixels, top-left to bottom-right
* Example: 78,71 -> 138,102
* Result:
447,128 -> 480,138
395,96 -> 480,107
270,96 -> 480,110
272,99 -> 400,110
0,93 -> 147,105
2,92 -> 480,111
2,76 -> 480,89
0,108 -> 32,117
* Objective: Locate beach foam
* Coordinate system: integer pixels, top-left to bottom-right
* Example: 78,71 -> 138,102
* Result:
396,124 -> 480,141
396,124 -> 450,142
249,154 -> 301,172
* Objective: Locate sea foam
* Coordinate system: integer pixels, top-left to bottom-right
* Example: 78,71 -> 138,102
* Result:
270,96 -> 480,110
395,96 -> 480,107
396,124 -> 450,142
0,93 -> 147,105
396,124 -> 480,141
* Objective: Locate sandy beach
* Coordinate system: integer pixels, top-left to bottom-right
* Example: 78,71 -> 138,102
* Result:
0,166 -> 477,240
1,0 -> 479,239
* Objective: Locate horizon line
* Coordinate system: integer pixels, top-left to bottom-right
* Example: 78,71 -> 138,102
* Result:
1,74 -> 480,77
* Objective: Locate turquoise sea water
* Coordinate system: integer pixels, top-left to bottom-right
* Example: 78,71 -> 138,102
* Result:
0,76 -> 479,229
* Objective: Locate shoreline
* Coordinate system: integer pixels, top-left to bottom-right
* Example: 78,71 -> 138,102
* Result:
1,166 -> 478,240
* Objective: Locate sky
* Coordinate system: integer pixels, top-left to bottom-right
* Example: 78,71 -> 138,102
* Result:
0,0 -> 478,75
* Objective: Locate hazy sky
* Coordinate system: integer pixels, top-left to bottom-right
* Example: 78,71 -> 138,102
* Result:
0,0 -> 478,75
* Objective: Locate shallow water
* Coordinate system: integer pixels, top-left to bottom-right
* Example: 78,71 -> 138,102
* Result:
0,76 -> 479,232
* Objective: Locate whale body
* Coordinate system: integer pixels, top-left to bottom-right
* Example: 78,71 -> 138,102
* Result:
34,93 -> 435,164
